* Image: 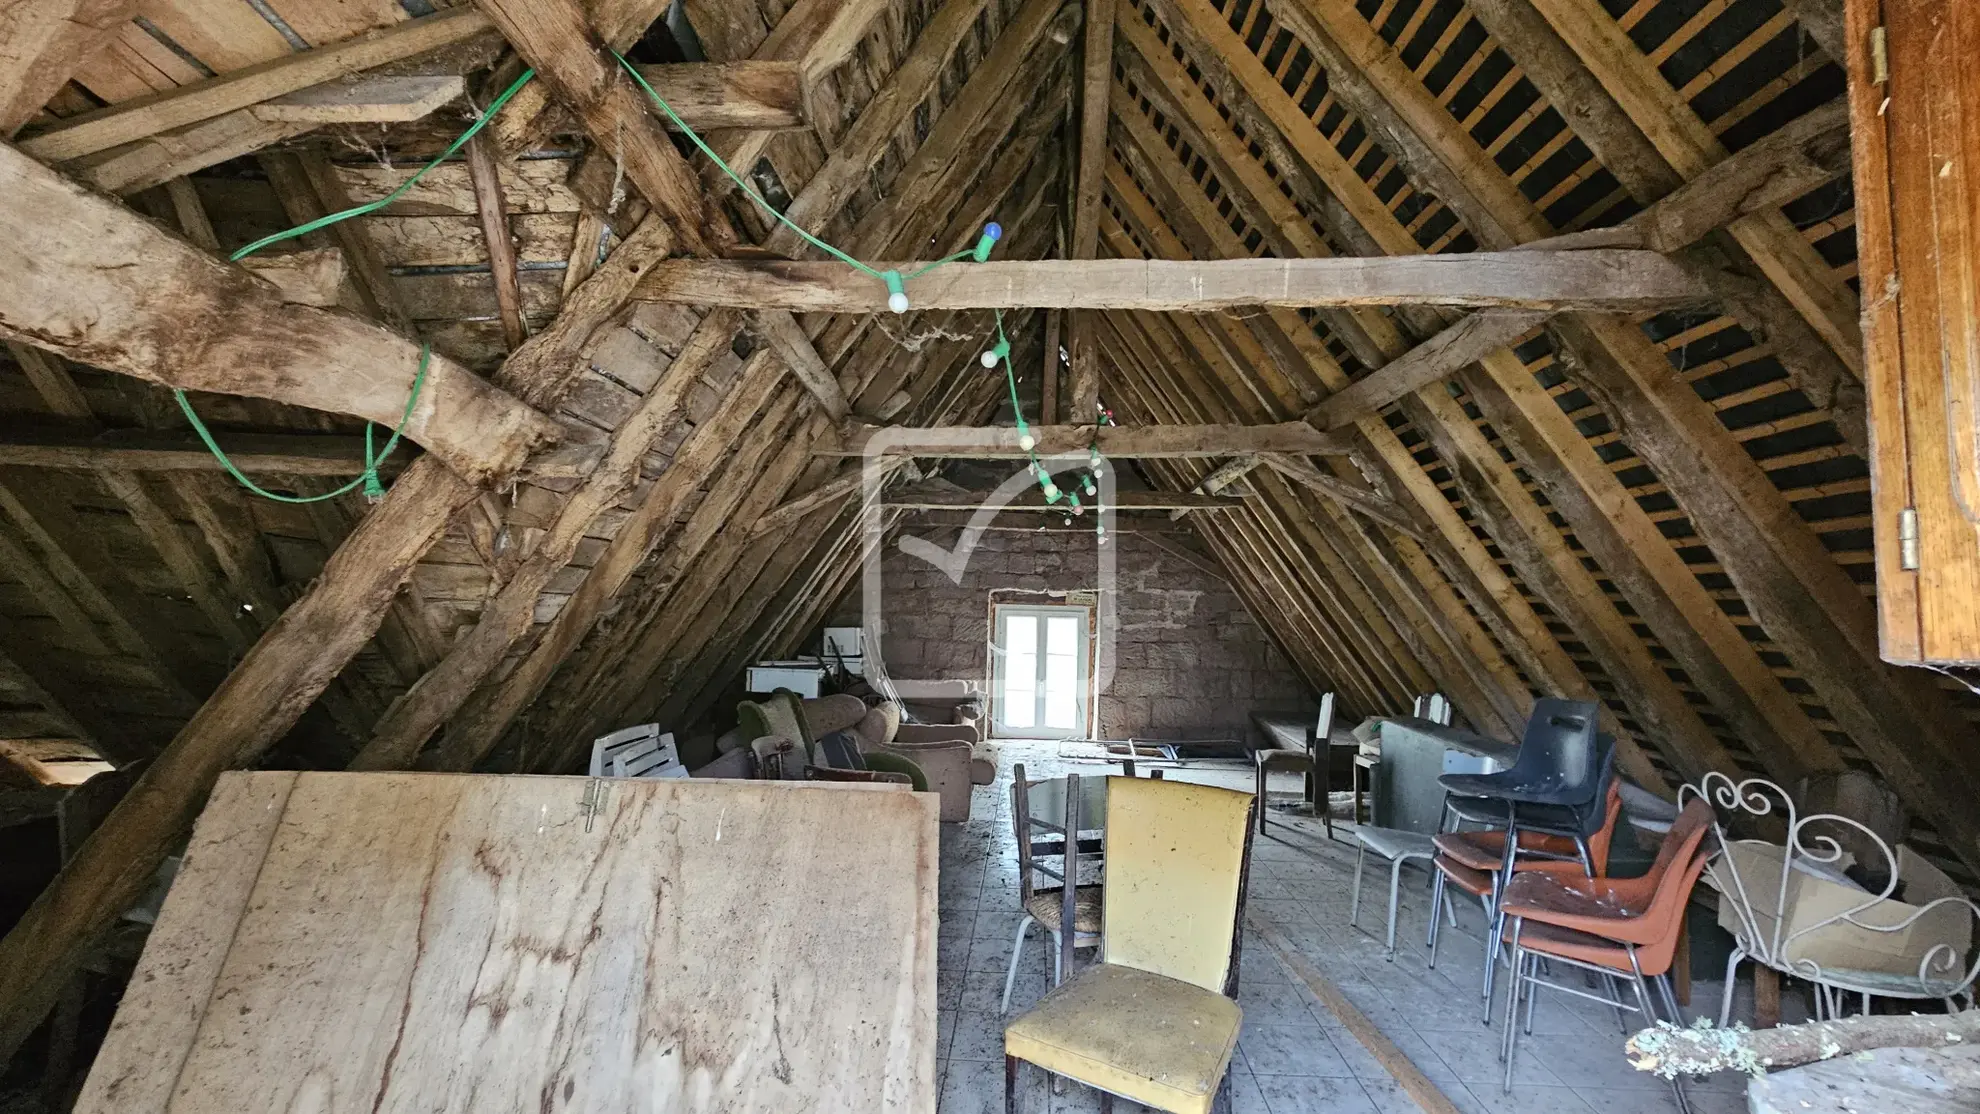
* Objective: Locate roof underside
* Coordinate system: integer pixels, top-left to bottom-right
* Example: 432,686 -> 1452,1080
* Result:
2,0 -> 1977,897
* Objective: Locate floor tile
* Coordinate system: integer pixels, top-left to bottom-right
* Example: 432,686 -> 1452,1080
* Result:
1251,1074 -> 1380,1114
1414,1026 -> 1562,1087
949,1010 -> 1007,1062
1238,1022 -> 1355,1078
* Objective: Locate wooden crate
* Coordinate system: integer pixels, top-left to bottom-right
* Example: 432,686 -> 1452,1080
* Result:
1850,0 -> 1980,664
75,772 -> 938,1113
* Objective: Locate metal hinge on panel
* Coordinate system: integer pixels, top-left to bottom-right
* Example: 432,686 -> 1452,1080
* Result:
1871,26 -> 1889,85
1899,507 -> 1920,570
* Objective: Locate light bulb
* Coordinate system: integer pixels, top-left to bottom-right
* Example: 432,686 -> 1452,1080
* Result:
888,291 -> 910,313
980,349 -> 999,368
1018,433 -> 1035,451
1042,482 -> 1060,500
1091,461 -> 1104,477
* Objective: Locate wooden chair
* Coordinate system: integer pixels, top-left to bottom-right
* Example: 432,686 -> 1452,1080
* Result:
1002,765 -> 1108,1014
1004,776 -> 1256,1114
1252,692 -> 1335,837
587,724 -> 687,779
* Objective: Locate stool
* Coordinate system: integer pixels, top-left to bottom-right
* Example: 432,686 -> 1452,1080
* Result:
1350,826 -> 1442,957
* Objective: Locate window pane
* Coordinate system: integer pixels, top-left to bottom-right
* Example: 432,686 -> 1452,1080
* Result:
1005,682 -> 1037,727
1005,615 -> 1037,650
1046,615 -> 1078,654
1043,644 -> 1078,728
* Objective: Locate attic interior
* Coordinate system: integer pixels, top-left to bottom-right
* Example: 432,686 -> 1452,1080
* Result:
2,0 -> 1979,1109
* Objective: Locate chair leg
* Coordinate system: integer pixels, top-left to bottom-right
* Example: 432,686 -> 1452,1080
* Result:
1211,1069 -> 1234,1114
1002,915 -> 1036,1015
1005,1055 -> 1021,1114
1499,928 -> 1525,1089
1385,855 -> 1406,958
1050,928 -> 1062,987
1097,1092 -> 1112,1114
1656,973 -> 1685,1025
1350,843 -> 1366,928
1718,949 -> 1745,1028
1254,759 -> 1269,835
1426,869 -> 1447,961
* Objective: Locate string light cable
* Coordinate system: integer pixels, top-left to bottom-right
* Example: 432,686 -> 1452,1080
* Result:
176,67 -> 540,502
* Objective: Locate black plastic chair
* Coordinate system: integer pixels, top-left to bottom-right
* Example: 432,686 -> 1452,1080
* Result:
1436,699 -> 1607,1016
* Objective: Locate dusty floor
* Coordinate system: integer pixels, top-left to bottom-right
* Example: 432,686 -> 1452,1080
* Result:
939,740 -> 1755,1114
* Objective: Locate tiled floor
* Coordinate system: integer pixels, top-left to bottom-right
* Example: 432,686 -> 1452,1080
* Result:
938,741 -> 1752,1114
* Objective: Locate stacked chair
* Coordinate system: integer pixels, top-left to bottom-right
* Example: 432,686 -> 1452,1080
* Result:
1426,699 -> 1616,1017
1495,799 -> 1716,1110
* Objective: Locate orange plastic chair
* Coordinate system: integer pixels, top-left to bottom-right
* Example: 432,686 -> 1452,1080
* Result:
1492,798 -> 1716,1105
1427,780 -> 1622,1018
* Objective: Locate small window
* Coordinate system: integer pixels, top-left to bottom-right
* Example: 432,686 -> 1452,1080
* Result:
991,605 -> 1088,738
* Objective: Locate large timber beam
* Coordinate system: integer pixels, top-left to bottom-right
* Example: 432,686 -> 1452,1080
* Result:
830,421 -> 1349,458
1306,310 -> 1549,431
0,0 -> 139,136
635,252 -> 1714,311
15,9 -> 495,162
0,425 -> 413,475
1518,0 -> 1863,374
1283,0 -> 1980,863
0,142 -> 557,484
888,485 -> 1242,511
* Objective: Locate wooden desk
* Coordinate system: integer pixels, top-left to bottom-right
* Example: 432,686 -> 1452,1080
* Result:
77,772 -> 938,1113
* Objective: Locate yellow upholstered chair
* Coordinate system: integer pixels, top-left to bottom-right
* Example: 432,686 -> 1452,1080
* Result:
1003,776 -> 1255,1114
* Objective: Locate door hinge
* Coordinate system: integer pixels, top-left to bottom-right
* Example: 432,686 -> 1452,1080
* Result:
1871,26 -> 1889,85
1899,506 -> 1920,570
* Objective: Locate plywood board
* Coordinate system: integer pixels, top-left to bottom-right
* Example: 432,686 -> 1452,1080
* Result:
75,772 -> 939,1113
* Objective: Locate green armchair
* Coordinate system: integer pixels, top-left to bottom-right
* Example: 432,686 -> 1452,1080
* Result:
735,691 -> 927,791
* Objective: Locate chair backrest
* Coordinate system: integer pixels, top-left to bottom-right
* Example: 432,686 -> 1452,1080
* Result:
1504,698 -> 1602,802
1011,764 -> 1107,906
1570,733 -> 1619,843
1628,799 -> 1718,973
588,724 -> 686,779
1101,776 -> 1255,993
737,691 -> 812,754
1308,692 -> 1336,757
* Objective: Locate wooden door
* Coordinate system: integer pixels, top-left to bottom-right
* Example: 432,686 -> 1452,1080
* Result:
1851,0 -> 1980,664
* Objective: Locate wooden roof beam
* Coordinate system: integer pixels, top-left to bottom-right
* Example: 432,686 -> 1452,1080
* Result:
0,212 -> 687,1067
1285,0 -> 1980,852
16,9 -> 495,163
1137,0 -> 1848,784
889,485 -> 1243,511
1105,77 -> 1672,774
634,253 -> 1715,311
1515,0 -> 1863,375
0,143 -> 558,484
0,0 -> 139,136
830,422 -> 1350,458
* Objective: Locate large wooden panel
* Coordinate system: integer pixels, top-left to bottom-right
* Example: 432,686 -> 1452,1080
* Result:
1853,0 -> 1980,663
75,772 -> 938,1113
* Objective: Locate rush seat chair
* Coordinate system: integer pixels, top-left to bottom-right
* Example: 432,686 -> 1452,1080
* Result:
1003,777 -> 1256,1114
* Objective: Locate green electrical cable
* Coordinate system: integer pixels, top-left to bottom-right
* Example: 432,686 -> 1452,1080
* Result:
176,68 -> 539,503
175,347 -> 429,504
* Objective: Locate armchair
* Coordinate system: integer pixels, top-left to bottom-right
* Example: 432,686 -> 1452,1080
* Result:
848,699 -> 976,821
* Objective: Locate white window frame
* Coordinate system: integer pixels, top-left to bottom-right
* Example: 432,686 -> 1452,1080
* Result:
990,604 -> 1089,739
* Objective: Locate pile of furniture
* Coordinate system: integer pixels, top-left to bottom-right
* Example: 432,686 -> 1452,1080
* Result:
626,691 -> 995,821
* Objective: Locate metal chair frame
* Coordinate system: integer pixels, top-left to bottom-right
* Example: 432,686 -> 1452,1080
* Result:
1690,772 -> 1980,1024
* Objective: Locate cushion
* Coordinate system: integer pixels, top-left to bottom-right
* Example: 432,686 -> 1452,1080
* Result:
1005,963 -> 1241,1114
